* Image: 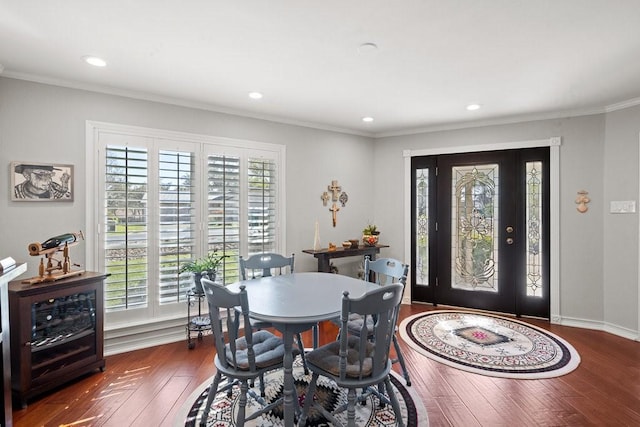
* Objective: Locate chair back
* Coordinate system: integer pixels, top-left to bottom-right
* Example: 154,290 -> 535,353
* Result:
239,252 -> 294,280
364,257 -> 408,286
339,283 -> 404,381
201,278 -> 257,372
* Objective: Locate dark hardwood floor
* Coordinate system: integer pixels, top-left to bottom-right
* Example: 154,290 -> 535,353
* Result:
12,304 -> 640,426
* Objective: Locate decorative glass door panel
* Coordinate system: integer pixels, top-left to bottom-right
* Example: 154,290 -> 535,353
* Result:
411,149 -> 549,318
415,168 -> 429,285
410,157 -> 436,302
452,164 -> 499,293
526,161 -> 543,298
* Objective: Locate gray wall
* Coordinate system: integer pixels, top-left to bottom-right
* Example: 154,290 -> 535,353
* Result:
1,76 -> 638,338
603,105 -> 640,335
0,77 -> 375,279
375,114 -> 639,336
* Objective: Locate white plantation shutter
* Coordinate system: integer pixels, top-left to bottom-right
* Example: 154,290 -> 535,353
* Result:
247,157 -> 277,255
158,149 -> 197,304
207,154 -> 241,284
104,145 -> 149,311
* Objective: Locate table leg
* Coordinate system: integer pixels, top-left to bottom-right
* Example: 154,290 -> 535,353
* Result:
281,328 -> 295,427
312,324 -> 319,349
317,256 -> 330,273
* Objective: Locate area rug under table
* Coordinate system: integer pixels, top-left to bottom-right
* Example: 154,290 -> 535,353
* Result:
174,358 -> 428,426
399,310 -> 580,379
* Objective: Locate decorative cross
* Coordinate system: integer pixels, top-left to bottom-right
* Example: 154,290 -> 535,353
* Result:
328,180 -> 342,202
321,191 -> 330,206
329,203 -> 340,227
339,191 -> 348,207
321,179 -> 348,227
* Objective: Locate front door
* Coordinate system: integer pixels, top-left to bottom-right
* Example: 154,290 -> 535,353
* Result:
411,148 -> 550,318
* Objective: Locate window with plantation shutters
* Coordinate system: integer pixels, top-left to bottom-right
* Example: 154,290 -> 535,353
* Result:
90,122 -> 285,327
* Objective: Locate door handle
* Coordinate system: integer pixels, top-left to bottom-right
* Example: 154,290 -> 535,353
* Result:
506,237 -> 514,245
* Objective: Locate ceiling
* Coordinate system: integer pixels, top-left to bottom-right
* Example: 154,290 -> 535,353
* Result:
2,1 -> 640,137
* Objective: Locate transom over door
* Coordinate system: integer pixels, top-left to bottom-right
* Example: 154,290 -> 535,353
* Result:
411,148 -> 550,318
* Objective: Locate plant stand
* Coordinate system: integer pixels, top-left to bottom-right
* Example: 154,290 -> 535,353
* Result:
185,289 -> 211,349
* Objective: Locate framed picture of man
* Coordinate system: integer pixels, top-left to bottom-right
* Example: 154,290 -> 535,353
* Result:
11,162 -> 74,201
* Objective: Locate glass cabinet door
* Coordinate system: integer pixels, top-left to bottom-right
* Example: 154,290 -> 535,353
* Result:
30,291 -> 97,380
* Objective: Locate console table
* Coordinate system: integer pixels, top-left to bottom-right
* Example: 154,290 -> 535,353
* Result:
302,244 -> 389,273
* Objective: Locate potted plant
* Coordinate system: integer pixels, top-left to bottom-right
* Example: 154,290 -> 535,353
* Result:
362,223 -> 380,246
179,249 -> 228,294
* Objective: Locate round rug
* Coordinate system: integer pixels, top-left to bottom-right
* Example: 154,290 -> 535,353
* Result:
399,310 -> 580,379
174,358 -> 428,426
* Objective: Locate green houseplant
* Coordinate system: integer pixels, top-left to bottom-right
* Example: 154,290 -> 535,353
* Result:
179,250 -> 228,294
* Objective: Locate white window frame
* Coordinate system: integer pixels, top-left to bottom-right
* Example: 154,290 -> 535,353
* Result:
86,121 -> 286,330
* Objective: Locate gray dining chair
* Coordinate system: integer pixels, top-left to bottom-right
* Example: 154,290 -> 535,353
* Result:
239,252 -> 295,280
362,256 -> 411,385
239,252 -> 310,377
299,283 -> 405,427
334,256 -> 411,385
199,278 -> 297,427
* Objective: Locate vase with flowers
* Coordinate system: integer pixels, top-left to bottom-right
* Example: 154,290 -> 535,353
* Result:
362,223 -> 380,246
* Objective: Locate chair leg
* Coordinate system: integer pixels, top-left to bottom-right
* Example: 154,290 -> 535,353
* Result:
236,380 -> 249,427
200,371 -> 223,427
377,383 -> 386,408
383,376 -> 405,427
296,333 -> 309,374
346,388 -> 357,427
392,333 -> 411,386
299,372 -> 320,426
258,372 -> 266,397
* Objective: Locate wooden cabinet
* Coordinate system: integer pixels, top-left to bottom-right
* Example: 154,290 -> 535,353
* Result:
1,263 -> 27,426
9,272 -> 106,407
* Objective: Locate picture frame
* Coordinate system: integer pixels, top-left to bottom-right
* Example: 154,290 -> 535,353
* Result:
10,161 -> 74,202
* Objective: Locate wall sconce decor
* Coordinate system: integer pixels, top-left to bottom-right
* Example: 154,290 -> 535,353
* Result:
575,190 -> 590,213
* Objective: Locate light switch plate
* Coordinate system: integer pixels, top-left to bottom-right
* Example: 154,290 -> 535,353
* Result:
610,200 -> 636,214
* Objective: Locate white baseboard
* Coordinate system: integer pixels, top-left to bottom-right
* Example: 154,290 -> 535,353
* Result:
105,317 -> 195,356
557,315 -> 639,341
105,327 -> 188,356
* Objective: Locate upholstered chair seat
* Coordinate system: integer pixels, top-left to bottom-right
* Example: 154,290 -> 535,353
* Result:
225,330 -> 296,370
305,336 -> 374,377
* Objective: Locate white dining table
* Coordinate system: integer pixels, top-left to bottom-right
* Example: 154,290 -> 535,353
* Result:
227,272 -> 378,427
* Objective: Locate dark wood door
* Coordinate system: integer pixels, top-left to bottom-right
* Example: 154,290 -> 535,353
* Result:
411,148 -> 550,317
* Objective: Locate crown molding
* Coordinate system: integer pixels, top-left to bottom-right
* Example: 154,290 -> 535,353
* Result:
605,97 -> 640,113
374,107 -> 606,138
1,71 -> 375,138
4,71 -> 640,140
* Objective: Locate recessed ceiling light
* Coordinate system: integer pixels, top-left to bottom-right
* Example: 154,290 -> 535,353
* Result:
466,104 -> 481,111
248,92 -> 263,100
83,55 -> 107,67
358,43 -> 378,54
362,116 -> 374,123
